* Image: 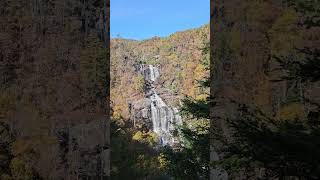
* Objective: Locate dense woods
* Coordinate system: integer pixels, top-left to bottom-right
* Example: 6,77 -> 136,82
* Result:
0,0 -> 319,179
111,0 -> 319,179
111,25 -> 209,119
211,0 -> 320,179
110,25 -> 210,179
0,0 -> 109,179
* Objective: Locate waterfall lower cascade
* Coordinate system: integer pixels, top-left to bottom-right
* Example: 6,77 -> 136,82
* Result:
138,64 -> 182,146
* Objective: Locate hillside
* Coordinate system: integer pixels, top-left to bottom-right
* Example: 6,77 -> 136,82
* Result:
111,24 -> 209,120
211,0 -> 320,179
110,24 -> 210,179
0,1 -> 109,179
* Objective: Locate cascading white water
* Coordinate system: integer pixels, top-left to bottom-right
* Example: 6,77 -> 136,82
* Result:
139,64 -> 182,146
142,64 -> 160,82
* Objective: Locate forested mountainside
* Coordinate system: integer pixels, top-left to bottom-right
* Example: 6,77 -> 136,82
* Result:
110,25 -> 210,179
111,24 -> 209,119
211,0 -> 320,179
111,0 -> 320,179
0,0 -> 109,179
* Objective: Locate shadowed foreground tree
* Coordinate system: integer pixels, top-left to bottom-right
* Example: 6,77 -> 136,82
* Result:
160,42 -> 210,180
221,103 -> 320,179
111,116 -> 169,180
209,0 -> 320,178
219,14 -> 320,178
0,0 -> 109,178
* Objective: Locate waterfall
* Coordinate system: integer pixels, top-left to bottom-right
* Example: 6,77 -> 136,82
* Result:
139,64 -> 182,146
149,65 -> 156,81
144,65 -> 160,82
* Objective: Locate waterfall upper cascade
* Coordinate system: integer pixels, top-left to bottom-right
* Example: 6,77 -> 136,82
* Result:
135,64 -> 182,146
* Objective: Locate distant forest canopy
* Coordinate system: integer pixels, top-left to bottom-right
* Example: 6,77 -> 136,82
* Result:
111,0 -> 320,179
0,0 -> 319,179
110,24 -> 210,179
111,24 -> 209,120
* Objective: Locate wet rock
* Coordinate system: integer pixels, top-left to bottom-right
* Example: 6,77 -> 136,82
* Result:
130,64 -> 182,146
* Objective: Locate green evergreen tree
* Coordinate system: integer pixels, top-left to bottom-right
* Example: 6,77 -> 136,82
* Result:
161,42 -> 210,180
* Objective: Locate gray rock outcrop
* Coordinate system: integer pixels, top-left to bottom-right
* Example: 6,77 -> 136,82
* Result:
130,64 -> 182,146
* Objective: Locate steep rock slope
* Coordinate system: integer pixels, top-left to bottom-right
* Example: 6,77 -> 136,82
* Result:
130,64 -> 183,146
111,24 -> 210,124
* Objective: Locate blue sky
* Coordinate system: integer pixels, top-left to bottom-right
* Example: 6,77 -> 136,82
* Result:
111,0 -> 210,40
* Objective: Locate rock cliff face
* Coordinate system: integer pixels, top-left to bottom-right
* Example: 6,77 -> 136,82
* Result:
111,24 -> 209,118
111,24 -> 209,146
130,64 -> 182,146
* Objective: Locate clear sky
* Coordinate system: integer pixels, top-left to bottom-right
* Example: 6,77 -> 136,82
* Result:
111,0 -> 210,40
